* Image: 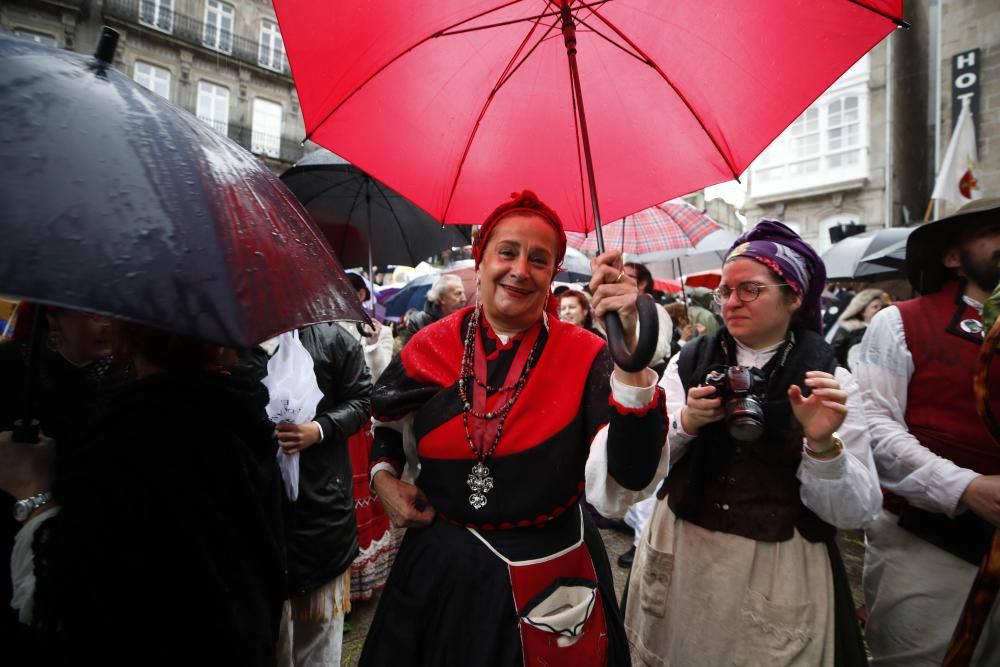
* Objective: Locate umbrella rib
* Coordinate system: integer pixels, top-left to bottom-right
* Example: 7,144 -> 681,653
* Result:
845,0 -> 909,27
290,166 -> 359,206
370,178 -> 422,265
304,0 -> 532,143
340,183 -> 366,258
573,7 -> 647,65
438,0 -> 613,37
585,6 -> 741,182
441,15 -> 561,223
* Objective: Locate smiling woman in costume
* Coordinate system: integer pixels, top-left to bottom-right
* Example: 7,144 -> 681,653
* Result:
622,220 -> 882,667
360,191 -> 667,667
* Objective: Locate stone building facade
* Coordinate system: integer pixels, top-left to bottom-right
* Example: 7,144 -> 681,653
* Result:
742,0 -> 999,254
1,0 -> 310,172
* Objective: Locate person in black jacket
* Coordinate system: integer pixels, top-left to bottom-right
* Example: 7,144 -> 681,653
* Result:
0,305 -> 131,665
0,320 -> 285,667
244,322 -> 372,667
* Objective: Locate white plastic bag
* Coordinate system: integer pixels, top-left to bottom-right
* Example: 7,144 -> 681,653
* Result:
260,329 -> 323,501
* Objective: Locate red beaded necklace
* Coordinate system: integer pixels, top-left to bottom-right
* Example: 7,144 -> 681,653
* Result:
457,306 -> 542,509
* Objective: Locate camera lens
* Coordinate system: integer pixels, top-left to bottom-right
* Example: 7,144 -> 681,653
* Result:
725,397 -> 765,441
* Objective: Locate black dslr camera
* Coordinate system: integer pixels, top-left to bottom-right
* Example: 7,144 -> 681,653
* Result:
703,365 -> 767,442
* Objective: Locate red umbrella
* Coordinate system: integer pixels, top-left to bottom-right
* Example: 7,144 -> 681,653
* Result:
273,0 -> 903,235
274,0 -> 902,371
653,278 -> 682,294
566,200 -> 720,255
685,271 -> 722,290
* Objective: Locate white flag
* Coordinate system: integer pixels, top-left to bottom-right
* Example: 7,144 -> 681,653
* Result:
932,98 -> 981,210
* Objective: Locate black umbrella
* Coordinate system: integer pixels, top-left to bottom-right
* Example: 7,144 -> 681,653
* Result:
0,29 -> 367,440
859,238 -> 906,271
281,149 -> 471,272
821,227 -> 914,281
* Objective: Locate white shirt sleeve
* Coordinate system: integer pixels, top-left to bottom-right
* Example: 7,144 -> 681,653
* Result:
10,508 -> 61,625
364,326 -> 394,383
585,368 -> 669,518
852,306 -> 980,516
662,354 -> 697,464
796,366 -> 883,529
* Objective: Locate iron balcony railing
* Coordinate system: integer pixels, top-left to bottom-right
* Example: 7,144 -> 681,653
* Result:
196,116 -> 306,164
103,0 -> 291,76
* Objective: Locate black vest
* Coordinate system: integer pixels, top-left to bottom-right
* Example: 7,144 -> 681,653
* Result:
661,327 -> 838,543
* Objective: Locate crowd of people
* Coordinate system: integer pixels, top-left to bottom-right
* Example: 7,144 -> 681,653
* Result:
1,194 -> 999,666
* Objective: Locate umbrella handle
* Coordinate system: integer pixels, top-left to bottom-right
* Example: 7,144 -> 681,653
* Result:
603,294 -> 659,373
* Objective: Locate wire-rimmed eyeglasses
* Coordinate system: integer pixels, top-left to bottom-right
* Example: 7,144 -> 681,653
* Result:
712,282 -> 787,305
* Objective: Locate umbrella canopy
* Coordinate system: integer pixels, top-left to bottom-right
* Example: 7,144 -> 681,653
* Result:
555,246 -> 593,283
634,229 -> 740,279
383,265 -> 477,319
0,31 -> 367,348
273,0 -> 902,233
859,238 -> 906,270
822,227 -> 913,282
566,201 -> 721,255
281,149 -> 471,268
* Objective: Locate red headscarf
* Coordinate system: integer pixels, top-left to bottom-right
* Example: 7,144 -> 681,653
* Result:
473,190 -> 568,270
472,190 -> 568,318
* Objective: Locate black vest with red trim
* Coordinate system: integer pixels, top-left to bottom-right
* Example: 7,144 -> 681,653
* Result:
381,307 -> 610,530
663,327 -> 837,543
896,281 -> 1000,476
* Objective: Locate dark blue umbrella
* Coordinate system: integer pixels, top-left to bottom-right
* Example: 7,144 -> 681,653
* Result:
0,29 -> 366,345
383,274 -> 438,319
0,28 -> 367,440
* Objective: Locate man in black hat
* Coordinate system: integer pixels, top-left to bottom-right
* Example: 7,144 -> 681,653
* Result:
854,198 -> 1000,665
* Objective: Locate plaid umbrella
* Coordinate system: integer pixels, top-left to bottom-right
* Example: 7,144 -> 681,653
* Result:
566,201 -> 720,255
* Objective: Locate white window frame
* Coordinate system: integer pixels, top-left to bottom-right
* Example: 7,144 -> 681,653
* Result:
197,81 -> 230,136
251,98 -> 283,158
139,0 -> 174,34
203,0 -> 234,54
133,61 -> 171,100
749,57 -> 870,200
13,29 -> 57,47
258,20 -> 285,72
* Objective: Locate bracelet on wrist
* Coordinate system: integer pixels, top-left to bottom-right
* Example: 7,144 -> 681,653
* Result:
803,433 -> 844,460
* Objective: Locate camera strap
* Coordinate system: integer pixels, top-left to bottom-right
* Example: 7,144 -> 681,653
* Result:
719,329 -> 797,391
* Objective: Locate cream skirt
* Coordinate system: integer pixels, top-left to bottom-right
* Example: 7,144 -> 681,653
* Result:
624,497 -> 835,667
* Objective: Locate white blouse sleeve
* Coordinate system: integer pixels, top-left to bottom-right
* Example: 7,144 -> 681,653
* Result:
852,306 -> 980,516
796,366 -> 883,529
363,325 -> 395,383
661,354 -> 698,465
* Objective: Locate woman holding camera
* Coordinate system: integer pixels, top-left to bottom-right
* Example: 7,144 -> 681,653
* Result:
622,220 -> 881,667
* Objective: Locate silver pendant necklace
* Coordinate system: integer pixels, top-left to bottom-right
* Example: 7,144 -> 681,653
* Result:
467,461 -> 494,510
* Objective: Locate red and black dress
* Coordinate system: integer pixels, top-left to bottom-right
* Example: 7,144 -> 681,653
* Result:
359,307 -> 666,667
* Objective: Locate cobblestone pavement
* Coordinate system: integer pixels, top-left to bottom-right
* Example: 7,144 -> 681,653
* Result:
339,525 -> 867,666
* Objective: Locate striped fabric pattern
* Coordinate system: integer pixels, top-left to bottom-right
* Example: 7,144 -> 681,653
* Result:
566,201 -> 719,255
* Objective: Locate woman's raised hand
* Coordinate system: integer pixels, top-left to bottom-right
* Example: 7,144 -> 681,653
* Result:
589,251 -> 639,351
788,371 -> 848,447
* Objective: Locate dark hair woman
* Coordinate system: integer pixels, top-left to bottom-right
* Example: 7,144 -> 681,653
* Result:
361,191 -> 667,667
1,321 -> 285,665
559,289 -> 605,339
623,220 -> 881,667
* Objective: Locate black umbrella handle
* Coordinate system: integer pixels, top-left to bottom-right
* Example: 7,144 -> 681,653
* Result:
13,305 -> 45,444
603,294 -> 659,373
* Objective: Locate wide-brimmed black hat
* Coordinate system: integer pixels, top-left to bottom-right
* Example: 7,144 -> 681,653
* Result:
906,197 -> 1000,294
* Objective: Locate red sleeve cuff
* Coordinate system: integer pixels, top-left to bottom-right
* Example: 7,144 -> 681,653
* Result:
608,385 -> 666,417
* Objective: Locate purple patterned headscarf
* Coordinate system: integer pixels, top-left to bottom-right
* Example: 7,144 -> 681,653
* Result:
725,219 -> 826,333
